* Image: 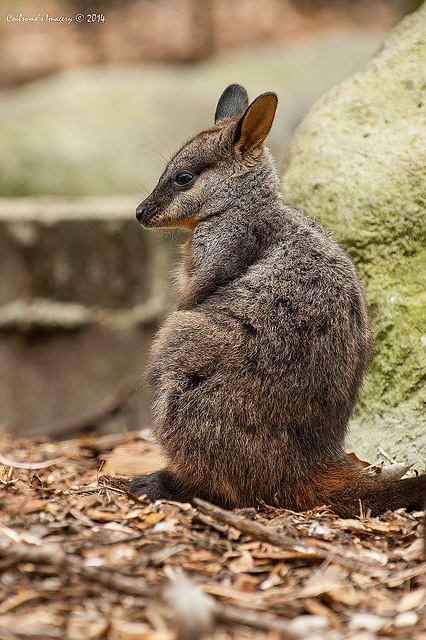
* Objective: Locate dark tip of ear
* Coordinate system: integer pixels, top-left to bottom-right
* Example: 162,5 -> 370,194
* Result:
214,84 -> 249,123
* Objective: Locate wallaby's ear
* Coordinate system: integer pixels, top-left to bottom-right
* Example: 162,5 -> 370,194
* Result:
235,92 -> 278,153
215,84 -> 249,122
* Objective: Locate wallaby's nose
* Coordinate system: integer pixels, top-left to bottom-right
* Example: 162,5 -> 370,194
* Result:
136,202 -> 147,223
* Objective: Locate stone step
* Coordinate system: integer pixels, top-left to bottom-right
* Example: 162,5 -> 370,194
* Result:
0,196 -> 181,436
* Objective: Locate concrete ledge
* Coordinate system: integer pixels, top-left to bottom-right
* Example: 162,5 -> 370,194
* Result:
0,298 -> 166,333
0,195 -> 180,310
0,196 -> 181,436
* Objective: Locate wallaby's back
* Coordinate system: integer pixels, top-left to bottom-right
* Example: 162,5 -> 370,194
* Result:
131,84 -> 426,517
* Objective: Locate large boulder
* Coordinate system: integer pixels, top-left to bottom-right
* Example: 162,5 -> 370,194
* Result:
281,6 -> 425,464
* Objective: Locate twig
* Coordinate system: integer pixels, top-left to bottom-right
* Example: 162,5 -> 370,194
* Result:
212,602 -> 296,637
377,446 -> 397,465
0,453 -> 64,470
0,532 -> 152,598
100,474 -> 152,505
194,498 -> 315,551
193,498 -> 385,575
68,483 -> 127,496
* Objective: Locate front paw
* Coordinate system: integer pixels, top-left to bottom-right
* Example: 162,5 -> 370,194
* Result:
129,469 -> 193,502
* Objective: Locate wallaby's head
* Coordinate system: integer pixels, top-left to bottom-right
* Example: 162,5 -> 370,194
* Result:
136,84 -> 278,230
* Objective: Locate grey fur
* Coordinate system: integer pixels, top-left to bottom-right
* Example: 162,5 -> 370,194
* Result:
214,83 -> 249,122
131,84 -> 426,516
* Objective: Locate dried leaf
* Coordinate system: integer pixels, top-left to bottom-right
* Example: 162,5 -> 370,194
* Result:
4,495 -> 48,516
84,508 -> 120,523
394,611 -> 419,628
326,585 -> 362,607
228,550 -> 254,573
143,511 -> 166,526
0,590 -> 40,615
364,520 -> 402,534
102,441 -> 164,475
396,588 -> 426,613
346,451 -> 372,468
394,538 -> 424,562
109,620 -> 174,640
372,462 -> 415,482
303,598 -> 342,627
300,564 -> 348,598
233,575 -> 260,593
348,613 -> 387,632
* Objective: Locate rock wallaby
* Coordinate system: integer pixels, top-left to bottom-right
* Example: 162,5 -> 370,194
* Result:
131,84 -> 426,517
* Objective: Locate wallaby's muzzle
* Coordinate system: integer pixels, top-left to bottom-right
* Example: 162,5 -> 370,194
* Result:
136,200 -> 148,223
136,197 -> 161,227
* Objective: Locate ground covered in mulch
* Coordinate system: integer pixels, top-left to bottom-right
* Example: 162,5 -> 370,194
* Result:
0,432 -> 425,640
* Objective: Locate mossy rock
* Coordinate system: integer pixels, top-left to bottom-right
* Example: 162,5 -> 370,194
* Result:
281,6 -> 426,464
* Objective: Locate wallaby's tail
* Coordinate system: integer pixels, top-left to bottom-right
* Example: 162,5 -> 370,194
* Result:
308,461 -> 426,518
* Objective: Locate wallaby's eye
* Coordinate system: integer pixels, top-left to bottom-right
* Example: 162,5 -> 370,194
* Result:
173,170 -> 195,187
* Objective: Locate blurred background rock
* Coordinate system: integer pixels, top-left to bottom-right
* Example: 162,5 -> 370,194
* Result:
0,0 -> 423,460
0,0 -> 420,196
